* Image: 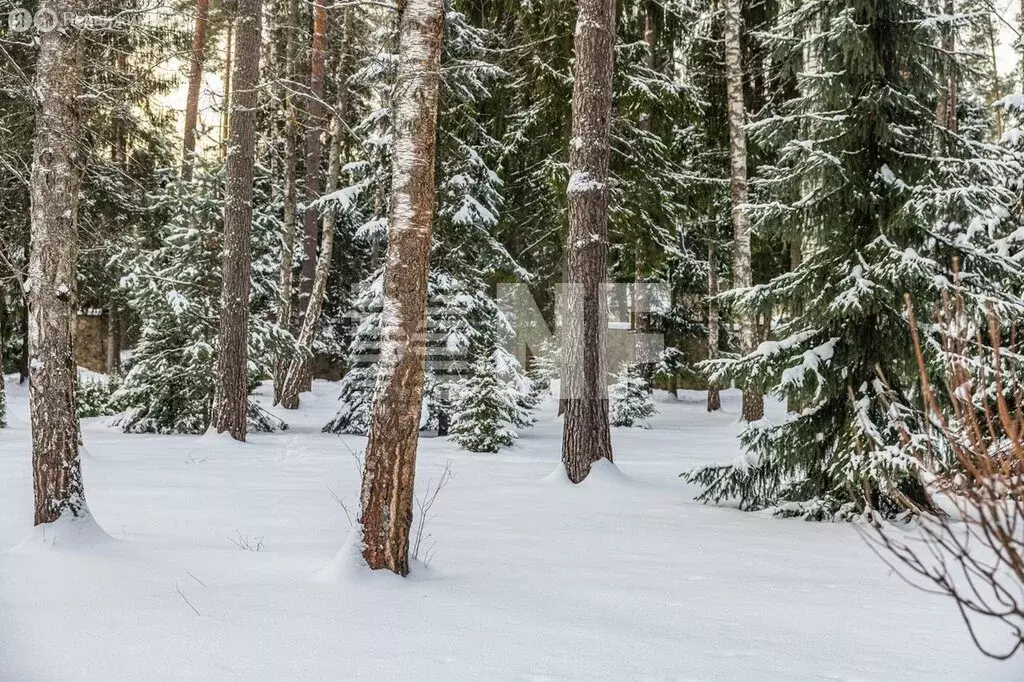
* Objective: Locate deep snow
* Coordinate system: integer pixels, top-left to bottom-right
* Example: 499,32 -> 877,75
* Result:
0,376 -> 1017,681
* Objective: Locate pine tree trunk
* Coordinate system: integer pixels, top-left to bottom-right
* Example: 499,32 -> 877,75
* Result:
279,52 -> 347,409
274,0 -> 301,405
212,1 -> 264,441
935,0 -> 958,139
105,306 -> 120,374
707,235 -> 721,412
295,0 -> 329,386
724,0 -> 763,423
181,0 -> 211,181
28,0 -> 87,525
561,0 -> 616,484
360,0 -> 444,577
633,3 -> 656,386
19,303 -> 28,384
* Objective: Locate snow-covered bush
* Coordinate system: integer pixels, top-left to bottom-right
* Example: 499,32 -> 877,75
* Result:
77,375 -> 120,419
609,364 -> 657,428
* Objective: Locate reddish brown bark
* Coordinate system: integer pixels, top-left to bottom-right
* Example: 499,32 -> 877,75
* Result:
181,0 -> 211,181
359,0 -> 444,576
561,0 -> 616,484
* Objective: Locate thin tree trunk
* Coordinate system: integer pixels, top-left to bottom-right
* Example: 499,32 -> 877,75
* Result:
19,302 -> 28,384
28,0 -> 87,525
707,234 -> 721,412
212,1 -> 264,441
181,0 -> 211,181
359,0 -> 444,577
633,2 -> 656,386
561,0 -> 616,484
279,63 -> 346,409
934,0 -> 957,149
987,15 -> 1003,139
273,0 -> 301,404
296,0 -> 328,352
724,0 -> 763,422
0,313 -> 6,428
220,20 -> 233,159
105,306 -> 120,374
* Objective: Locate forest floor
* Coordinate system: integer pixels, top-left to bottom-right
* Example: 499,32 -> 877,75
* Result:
0,376 -> 1017,681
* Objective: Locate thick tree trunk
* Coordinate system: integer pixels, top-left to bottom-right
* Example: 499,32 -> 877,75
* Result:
359,0 -> 444,577
28,0 -> 87,525
279,69 -> 346,409
296,0 -> 329,358
212,1 -> 264,441
561,0 -> 616,484
724,0 -> 763,422
181,0 -> 211,181
273,0 -> 301,404
707,236 -> 721,412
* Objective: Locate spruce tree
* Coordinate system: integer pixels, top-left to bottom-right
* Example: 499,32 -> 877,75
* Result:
113,164 -> 291,434
685,0 -> 1024,519
450,350 -> 520,453
609,364 -> 657,428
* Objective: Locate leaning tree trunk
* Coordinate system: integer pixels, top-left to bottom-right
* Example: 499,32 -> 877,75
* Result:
359,0 -> 444,577
561,0 -> 616,484
28,0 -> 88,525
181,0 -> 211,181
273,0 -> 301,405
279,78 -> 346,409
294,0 -> 329,397
212,1 -> 264,441
724,0 -> 763,423
707,234 -> 721,412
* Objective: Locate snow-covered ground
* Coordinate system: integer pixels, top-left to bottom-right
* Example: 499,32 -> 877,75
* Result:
0,376 -> 1016,681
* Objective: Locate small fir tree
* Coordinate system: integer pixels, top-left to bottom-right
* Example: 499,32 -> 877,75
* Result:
450,350 -> 519,453
609,364 -> 657,428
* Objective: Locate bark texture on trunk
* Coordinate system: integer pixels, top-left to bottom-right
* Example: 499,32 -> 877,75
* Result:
273,0 -> 301,404
706,236 -> 721,412
279,69 -> 346,409
936,0 -> 958,139
359,0 -> 444,577
181,0 -> 211,181
212,1 -> 264,441
105,306 -> 120,374
28,0 -> 87,525
561,0 -> 616,484
724,0 -> 763,423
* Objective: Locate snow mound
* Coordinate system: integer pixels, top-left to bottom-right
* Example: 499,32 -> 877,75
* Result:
13,511 -> 114,553
541,458 -> 634,487
316,530 -> 431,584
